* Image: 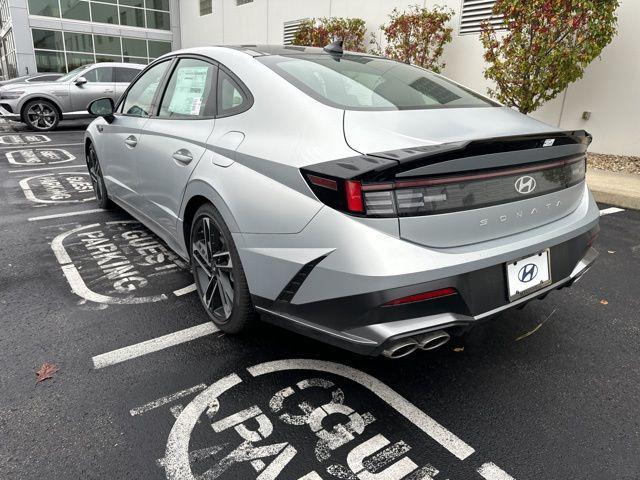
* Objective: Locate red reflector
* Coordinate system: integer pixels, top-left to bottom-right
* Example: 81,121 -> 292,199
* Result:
307,174 -> 338,190
383,288 -> 457,307
345,180 -> 363,213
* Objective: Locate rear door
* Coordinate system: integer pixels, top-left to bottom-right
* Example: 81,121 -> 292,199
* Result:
71,66 -> 115,111
135,57 -> 217,237
100,60 -> 172,207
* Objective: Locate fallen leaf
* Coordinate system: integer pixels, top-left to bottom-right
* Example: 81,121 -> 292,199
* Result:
35,363 -> 59,383
600,299 -> 609,305
453,347 -> 464,352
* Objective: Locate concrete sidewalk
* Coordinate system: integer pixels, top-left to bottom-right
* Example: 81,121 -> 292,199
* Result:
587,168 -> 640,210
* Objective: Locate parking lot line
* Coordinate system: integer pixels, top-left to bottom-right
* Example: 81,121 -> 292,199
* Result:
9,165 -> 85,173
92,322 -> 219,369
0,142 -> 84,151
173,284 -> 197,296
130,383 -> 208,416
477,462 -> 516,480
600,207 -> 625,216
28,208 -> 105,222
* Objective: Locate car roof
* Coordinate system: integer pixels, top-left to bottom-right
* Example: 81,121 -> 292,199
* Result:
166,45 -> 382,59
89,62 -> 146,68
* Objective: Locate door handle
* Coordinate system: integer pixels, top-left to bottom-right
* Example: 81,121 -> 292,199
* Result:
172,149 -> 193,165
124,135 -> 137,148
104,89 -> 114,93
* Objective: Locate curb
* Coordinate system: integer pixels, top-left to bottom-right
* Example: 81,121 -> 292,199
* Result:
587,168 -> 640,210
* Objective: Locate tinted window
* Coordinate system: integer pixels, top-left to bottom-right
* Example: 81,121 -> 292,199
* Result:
259,55 -> 496,111
217,70 -> 249,116
115,67 -> 140,83
84,67 -> 113,82
120,60 -> 169,117
158,58 -> 216,118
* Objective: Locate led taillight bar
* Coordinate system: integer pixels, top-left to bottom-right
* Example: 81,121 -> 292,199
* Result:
383,287 -> 457,307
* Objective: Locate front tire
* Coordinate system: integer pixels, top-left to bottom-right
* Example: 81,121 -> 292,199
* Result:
190,203 -> 255,333
86,143 -> 112,209
23,99 -> 60,131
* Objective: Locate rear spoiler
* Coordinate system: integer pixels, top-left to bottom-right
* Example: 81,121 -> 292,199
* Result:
302,130 -> 591,182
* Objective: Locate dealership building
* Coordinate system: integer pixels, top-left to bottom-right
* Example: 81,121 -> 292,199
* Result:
0,0 -> 180,78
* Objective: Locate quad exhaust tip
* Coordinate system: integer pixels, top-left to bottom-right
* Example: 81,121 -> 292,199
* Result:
382,330 -> 451,359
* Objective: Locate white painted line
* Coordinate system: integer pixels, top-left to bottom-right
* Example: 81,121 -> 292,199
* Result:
477,462 -> 516,480
0,142 -> 83,150
130,383 -> 208,416
600,207 -> 625,216
92,322 -> 219,369
28,208 -> 105,222
9,164 -> 85,173
174,284 -> 197,296
247,359 -> 476,461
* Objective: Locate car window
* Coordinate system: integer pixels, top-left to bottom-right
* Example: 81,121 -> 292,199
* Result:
120,60 -> 170,117
57,65 -> 90,82
217,69 -> 249,116
115,67 -> 140,83
259,54 -> 496,111
84,67 -> 113,83
30,75 -> 60,82
158,58 -> 216,118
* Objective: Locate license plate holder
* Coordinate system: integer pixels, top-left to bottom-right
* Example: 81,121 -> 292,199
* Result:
506,249 -> 552,301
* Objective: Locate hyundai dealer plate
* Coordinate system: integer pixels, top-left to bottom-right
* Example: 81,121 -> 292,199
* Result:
506,250 -> 551,301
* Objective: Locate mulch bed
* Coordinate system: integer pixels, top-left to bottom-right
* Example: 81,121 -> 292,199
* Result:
588,153 -> 640,175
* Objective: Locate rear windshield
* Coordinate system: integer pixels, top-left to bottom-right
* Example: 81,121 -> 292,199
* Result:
259,54 -> 496,111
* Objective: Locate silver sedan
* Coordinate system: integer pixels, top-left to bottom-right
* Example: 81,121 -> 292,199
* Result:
84,45 -> 599,358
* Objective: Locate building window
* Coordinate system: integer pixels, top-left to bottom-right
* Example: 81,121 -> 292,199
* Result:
1,27 -> 18,79
459,0 -> 503,35
236,0 -> 253,5
26,0 -> 171,31
31,27 -> 172,73
199,0 -> 212,16
283,19 -> 304,45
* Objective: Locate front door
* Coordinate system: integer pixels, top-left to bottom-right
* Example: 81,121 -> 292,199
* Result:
135,57 -> 218,238
100,60 -> 172,208
71,65 -> 116,112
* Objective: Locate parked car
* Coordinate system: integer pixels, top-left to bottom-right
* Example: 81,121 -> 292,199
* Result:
85,45 -> 600,358
0,62 -> 144,131
0,73 -> 63,86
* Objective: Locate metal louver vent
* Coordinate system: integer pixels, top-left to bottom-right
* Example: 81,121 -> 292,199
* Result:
459,0 -> 504,35
283,19 -> 304,45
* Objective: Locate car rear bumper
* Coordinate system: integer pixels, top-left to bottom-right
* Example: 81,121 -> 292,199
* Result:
253,231 -> 598,355
240,184 -> 600,355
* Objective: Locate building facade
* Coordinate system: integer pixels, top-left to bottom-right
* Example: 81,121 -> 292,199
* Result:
0,0 -> 181,79
180,0 -> 639,156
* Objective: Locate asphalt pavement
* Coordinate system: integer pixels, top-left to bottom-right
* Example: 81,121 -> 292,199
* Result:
0,118 -> 639,480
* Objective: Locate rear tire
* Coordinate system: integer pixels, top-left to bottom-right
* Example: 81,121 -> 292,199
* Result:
22,99 -> 60,131
86,143 -> 112,209
190,203 -> 256,333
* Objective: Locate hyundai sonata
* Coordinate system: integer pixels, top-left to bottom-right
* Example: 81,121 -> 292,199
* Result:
84,44 -> 599,358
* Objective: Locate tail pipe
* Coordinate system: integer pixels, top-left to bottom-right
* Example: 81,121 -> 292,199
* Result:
381,330 -> 451,359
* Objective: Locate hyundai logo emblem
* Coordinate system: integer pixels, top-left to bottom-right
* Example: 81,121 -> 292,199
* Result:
518,263 -> 538,283
515,175 -> 537,195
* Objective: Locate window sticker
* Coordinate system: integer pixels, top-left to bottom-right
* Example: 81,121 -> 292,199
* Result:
168,66 -> 209,116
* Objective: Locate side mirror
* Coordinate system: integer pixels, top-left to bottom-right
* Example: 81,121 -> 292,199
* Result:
88,97 -> 115,123
75,76 -> 87,86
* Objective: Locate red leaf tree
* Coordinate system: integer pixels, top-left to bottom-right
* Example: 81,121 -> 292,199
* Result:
292,17 -> 367,53
480,0 -> 619,113
373,5 -> 454,72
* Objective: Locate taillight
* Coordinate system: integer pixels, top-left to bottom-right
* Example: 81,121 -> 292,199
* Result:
383,288 -> 457,307
345,180 -> 363,213
303,156 -> 585,218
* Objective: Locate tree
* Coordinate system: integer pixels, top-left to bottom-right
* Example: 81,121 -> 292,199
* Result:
292,17 -> 367,53
480,0 -> 619,114
373,5 -> 454,73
